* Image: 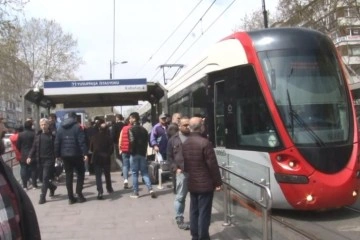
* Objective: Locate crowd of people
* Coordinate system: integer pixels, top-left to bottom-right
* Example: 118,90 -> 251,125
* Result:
0,110 -> 222,240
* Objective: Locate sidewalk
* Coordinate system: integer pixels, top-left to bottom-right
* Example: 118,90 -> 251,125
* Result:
25,172 -> 235,240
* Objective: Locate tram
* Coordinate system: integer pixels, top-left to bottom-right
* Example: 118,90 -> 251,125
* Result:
162,28 -> 360,210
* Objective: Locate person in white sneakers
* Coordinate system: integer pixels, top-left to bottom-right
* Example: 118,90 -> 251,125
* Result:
118,117 -> 131,189
128,112 -> 156,199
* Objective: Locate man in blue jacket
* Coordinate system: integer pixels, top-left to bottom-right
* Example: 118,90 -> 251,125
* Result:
150,113 -> 168,161
55,112 -> 88,204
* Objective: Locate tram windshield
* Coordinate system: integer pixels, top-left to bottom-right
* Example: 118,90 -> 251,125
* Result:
259,49 -> 350,145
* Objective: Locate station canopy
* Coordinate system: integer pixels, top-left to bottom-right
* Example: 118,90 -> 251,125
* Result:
24,78 -> 165,108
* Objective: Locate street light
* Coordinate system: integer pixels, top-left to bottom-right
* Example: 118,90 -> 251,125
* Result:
109,60 -> 128,79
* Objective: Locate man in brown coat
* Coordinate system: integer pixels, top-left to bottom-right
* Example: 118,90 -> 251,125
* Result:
183,117 -> 222,240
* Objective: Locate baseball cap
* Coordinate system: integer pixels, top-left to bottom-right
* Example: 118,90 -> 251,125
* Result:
159,113 -> 167,119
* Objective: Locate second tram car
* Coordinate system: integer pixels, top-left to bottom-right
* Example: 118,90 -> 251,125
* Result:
163,28 -> 360,210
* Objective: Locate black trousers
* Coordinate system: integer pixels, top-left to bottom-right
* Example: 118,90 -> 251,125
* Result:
190,191 -> 214,240
94,163 -> 112,194
62,156 -> 85,199
40,160 -> 56,196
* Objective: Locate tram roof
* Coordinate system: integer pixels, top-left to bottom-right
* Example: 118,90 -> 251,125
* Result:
24,79 -> 165,108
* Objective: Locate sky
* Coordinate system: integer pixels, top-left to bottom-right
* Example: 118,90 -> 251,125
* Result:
22,0 -> 279,86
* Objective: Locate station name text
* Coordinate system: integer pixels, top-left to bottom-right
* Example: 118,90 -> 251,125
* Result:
71,81 -> 120,87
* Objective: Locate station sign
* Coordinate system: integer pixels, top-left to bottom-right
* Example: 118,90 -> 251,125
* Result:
43,78 -> 147,95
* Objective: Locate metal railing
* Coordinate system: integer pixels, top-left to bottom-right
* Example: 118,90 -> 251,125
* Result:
1,149 -> 18,168
219,164 -> 272,240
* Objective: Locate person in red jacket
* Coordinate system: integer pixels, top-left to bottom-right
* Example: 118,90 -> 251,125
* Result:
9,125 -> 23,162
118,117 -> 133,189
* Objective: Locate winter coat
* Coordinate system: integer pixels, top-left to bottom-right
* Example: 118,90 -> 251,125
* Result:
119,124 -> 131,153
28,131 -> 55,165
150,123 -> 168,159
183,132 -> 222,193
129,124 -> 149,157
9,133 -> 21,161
90,131 -> 114,165
54,118 -> 88,158
112,121 -> 124,144
17,129 -> 35,163
167,132 -> 187,172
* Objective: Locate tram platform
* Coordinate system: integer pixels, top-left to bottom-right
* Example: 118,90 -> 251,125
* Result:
24,172 -> 242,240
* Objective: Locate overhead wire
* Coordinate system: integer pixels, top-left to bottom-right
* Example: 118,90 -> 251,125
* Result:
174,0 -> 238,64
156,0 -> 238,82
150,0 -> 217,82
134,0 -> 204,77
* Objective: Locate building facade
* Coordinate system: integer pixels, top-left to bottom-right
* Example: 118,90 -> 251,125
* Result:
0,55 -> 33,129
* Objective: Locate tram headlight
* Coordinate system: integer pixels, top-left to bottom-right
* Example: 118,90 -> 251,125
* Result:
352,190 -> 358,197
288,161 -> 296,168
306,194 -> 313,202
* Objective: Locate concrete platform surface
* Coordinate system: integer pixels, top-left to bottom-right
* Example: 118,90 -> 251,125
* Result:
25,172 -> 235,240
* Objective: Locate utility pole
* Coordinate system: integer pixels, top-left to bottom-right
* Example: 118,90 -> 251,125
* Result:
262,0 -> 268,28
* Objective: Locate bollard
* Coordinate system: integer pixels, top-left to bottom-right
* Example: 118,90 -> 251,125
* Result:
222,164 -> 231,226
157,168 -> 164,189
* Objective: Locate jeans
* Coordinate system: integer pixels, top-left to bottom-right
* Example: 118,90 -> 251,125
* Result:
174,172 -> 188,218
121,153 -> 130,180
130,154 -> 152,193
20,162 -> 37,188
94,163 -> 112,194
62,156 -> 85,199
190,191 -> 214,240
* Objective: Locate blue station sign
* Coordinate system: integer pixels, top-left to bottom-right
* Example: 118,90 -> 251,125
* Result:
43,78 -> 147,96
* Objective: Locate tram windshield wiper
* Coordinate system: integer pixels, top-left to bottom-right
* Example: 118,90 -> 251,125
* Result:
286,91 -> 325,147
286,68 -> 325,147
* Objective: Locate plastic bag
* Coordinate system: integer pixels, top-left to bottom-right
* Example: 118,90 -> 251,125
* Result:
155,152 -> 163,163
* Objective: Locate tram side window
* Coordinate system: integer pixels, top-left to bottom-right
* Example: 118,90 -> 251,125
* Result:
191,86 -> 207,116
169,95 -> 190,117
234,66 -> 278,148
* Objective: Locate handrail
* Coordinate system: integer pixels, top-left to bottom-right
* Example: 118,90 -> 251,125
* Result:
219,165 -> 272,210
219,163 -> 272,240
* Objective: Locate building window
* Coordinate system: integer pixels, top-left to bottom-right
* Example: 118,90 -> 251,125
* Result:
349,45 -> 360,56
345,7 -> 359,18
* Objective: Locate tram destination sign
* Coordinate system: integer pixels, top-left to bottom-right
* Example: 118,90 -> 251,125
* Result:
43,78 -> 147,95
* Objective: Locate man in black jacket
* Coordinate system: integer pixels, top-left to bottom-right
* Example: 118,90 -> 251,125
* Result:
28,118 -> 57,204
17,120 -> 37,190
128,112 -> 156,199
55,112 -> 88,204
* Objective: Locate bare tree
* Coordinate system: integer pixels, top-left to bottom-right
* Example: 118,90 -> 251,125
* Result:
17,18 -> 83,86
234,9 -> 272,31
275,0 -> 360,33
0,0 -> 29,98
